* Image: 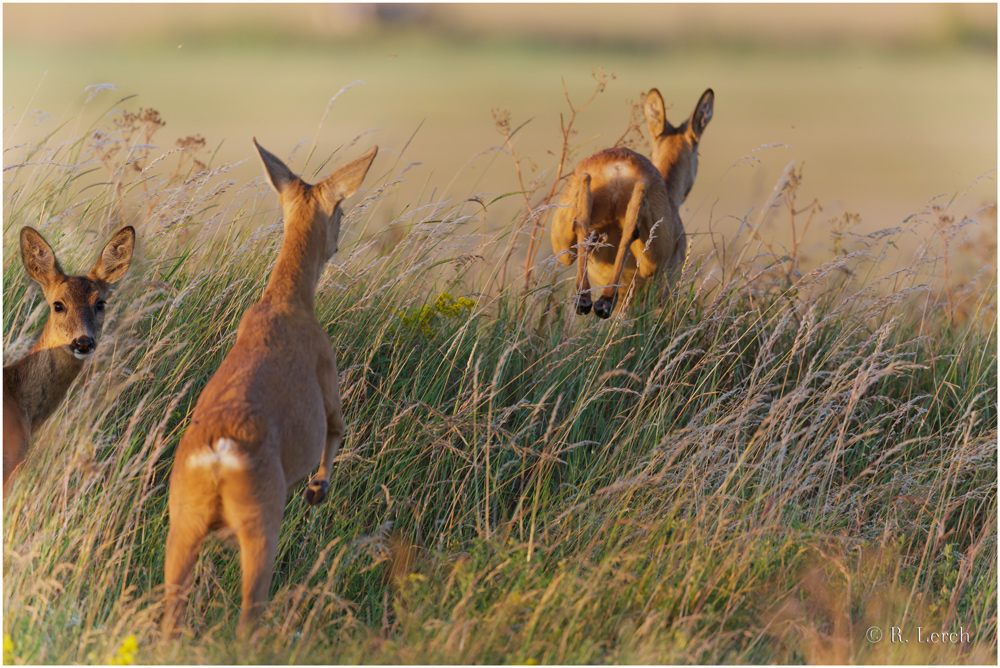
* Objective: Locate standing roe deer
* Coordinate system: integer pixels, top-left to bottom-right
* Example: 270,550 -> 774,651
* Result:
3,226 -> 135,497
551,88 -> 714,318
163,140 -> 377,638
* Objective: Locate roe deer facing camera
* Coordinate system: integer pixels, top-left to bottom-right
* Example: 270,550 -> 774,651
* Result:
551,88 -> 714,318
163,140 -> 377,638
3,226 -> 135,498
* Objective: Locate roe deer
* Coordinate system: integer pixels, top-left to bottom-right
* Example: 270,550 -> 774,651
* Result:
163,140 -> 377,638
3,226 -> 135,498
551,88 -> 714,318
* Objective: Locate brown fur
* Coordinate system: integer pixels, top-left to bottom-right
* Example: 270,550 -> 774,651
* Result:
2,226 -> 135,497
162,140 -> 377,639
551,88 -> 714,318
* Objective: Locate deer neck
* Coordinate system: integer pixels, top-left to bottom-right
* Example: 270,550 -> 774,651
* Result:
661,170 -> 691,210
264,223 -> 325,311
652,143 -> 695,210
5,327 -> 85,432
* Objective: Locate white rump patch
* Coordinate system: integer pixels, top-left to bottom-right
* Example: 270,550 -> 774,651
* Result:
187,438 -> 245,471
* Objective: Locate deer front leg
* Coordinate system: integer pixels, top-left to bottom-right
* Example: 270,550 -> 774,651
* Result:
3,393 -> 27,498
631,206 -> 679,283
595,182 -> 645,319
630,236 -> 660,281
304,351 -> 344,506
661,225 -> 687,290
630,219 -> 667,283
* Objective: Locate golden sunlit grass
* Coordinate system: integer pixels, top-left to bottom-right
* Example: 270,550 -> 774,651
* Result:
2,81 -> 996,664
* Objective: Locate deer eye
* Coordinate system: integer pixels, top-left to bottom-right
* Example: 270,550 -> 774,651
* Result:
53,301 -> 65,313
96,300 -> 106,312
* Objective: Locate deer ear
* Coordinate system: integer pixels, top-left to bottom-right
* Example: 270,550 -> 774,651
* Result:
88,226 -> 135,284
316,146 -> 378,202
253,138 -> 299,195
689,88 -> 714,139
20,227 -> 63,289
643,88 -> 670,138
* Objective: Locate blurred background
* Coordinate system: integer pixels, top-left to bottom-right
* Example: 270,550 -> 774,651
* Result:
3,3 -> 997,272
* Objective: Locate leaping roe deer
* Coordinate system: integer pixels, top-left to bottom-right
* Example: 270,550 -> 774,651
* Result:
3,226 -> 135,498
163,140 -> 377,638
551,88 -> 714,318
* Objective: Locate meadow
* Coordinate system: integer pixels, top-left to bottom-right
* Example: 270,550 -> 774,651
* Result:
2,6 -> 997,664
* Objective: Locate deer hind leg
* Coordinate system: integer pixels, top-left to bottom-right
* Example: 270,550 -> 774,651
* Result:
224,467 -> 285,639
551,176 -> 581,267
594,182 -> 645,319
234,517 -> 280,639
660,227 -> 688,299
163,486 -> 216,636
304,353 -> 345,506
573,174 -> 594,315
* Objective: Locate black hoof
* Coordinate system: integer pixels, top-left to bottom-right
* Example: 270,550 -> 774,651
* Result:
304,480 -> 328,505
576,294 -> 593,315
594,296 -> 616,319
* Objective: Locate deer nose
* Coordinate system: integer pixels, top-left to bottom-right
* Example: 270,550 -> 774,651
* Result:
71,336 -> 95,356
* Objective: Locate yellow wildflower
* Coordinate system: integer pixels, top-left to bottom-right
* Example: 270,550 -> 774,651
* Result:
110,634 -> 138,665
397,292 -> 474,337
434,292 -> 475,318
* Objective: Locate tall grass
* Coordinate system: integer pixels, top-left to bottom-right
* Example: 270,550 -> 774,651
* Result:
2,88 -> 996,664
